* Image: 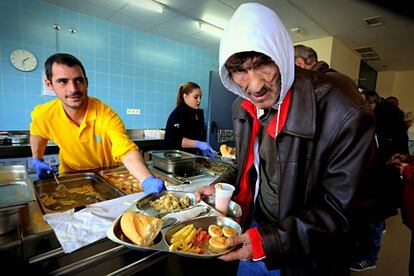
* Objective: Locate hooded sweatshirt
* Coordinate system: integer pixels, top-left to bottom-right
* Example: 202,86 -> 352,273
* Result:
219,3 -> 295,109
218,3 -> 297,262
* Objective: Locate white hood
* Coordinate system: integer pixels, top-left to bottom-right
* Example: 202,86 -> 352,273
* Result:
219,3 -> 295,109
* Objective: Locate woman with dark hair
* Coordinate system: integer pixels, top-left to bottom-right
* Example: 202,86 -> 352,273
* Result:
164,82 -> 215,157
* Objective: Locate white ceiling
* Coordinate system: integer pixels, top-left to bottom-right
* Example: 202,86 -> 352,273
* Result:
43,0 -> 414,72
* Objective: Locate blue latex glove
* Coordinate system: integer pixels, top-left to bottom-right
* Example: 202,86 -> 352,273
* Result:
195,141 -> 216,158
32,158 -> 57,179
142,176 -> 166,195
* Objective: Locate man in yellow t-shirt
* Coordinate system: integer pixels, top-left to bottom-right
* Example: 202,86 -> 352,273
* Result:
30,53 -> 165,195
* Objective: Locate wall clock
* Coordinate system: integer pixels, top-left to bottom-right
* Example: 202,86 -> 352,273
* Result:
10,49 -> 38,72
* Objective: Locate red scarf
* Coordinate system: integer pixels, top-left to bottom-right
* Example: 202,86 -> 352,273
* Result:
233,90 -> 292,223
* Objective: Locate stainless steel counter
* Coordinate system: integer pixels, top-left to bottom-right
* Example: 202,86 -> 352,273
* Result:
0,157 -> 235,275
0,129 -> 165,159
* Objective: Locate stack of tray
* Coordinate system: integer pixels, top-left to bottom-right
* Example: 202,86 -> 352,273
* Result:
0,165 -> 36,234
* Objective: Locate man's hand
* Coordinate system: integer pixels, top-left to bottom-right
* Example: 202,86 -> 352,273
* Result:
388,153 -> 412,174
218,232 -> 253,261
32,158 -> 57,179
142,176 -> 166,195
194,184 -> 216,201
195,141 -> 216,158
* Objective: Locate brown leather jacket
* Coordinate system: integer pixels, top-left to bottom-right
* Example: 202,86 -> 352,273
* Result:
219,67 -> 376,275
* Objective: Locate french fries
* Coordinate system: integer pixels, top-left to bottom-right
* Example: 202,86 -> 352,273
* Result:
169,224 -> 203,253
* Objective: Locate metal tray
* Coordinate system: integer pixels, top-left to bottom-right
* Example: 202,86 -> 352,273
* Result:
107,214 -> 241,258
149,164 -> 214,186
202,196 -> 242,219
195,157 -> 235,175
99,165 -> 182,191
34,172 -> 125,214
0,165 -> 36,208
136,190 -> 197,217
98,166 -> 142,194
149,150 -> 197,173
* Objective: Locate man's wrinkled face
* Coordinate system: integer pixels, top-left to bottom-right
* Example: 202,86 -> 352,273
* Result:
227,53 -> 281,109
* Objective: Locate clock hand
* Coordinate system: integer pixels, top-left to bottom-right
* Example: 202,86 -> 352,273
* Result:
21,57 -> 29,66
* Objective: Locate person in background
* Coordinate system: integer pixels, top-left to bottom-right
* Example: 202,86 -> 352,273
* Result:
196,3 -> 376,275
405,111 -> 414,130
349,90 -> 409,272
385,96 -> 400,107
389,153 -> 414,276
30,53 -> 165,195
164,82 -> 215,157
294,44 -> 357,88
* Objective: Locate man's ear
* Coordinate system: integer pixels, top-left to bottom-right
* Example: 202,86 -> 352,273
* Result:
295,57 -> 305,68
45,78 -> 53,90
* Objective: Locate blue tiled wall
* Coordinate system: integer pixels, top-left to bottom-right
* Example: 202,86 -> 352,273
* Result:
0,0 -> 218,130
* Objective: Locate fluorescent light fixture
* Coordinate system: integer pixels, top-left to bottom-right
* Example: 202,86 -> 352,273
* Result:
290,27 -> 307,37
199,21 -> 224,37
133,0 -> 164,13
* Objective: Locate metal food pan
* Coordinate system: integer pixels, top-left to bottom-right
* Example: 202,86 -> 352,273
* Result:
0,165 -> 36,208
0,165 -> 29,182
107,213 -> 241,258
99,166 -> 142,194
34,172 -> 124,214
149,150 -> 197,174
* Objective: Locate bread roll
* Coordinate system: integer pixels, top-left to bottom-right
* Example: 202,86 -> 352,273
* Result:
120,211 -> 162,246
220,144 -> 236,159
209,236 -> 229,253
222,226 -> 237,237
208,224 -> 222,237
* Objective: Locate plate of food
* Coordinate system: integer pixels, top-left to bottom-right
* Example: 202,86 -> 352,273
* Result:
107,213 -> 241,258
136,190 -> 197,217
164,216 -> 241,258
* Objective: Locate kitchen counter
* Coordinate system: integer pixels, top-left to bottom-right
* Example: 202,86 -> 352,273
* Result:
0,157 -> 235,275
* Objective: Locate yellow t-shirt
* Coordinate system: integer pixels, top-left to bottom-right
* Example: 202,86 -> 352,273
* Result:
30,97 -> 138,173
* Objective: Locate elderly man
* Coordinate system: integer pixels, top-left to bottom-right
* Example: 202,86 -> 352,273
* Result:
197,3 -> 376,275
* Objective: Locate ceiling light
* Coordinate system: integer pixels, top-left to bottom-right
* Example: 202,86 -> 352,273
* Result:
290,27 -> 307,38
198,21 -> 224,37
133,0 -> 164,13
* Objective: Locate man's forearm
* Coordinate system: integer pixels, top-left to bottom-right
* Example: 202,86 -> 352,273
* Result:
181,137 -> 197,148
30,135 -> 48,158
122,150 -> 152,183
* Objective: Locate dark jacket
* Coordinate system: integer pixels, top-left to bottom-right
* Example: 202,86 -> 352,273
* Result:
219,67 -> 376,275
372,100 -> 409,218
164,103 -> 205,154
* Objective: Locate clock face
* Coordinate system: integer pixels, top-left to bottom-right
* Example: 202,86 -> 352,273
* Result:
10,49 -> 37,72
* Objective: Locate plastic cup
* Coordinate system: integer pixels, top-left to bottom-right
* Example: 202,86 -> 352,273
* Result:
214,183 -> 235,216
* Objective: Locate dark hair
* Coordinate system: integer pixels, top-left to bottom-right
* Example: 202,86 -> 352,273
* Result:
176,82 -> 201,107
294,44 -> 318,66
225,51 -> 272,74
45,53 -> 87,82
385,96 -> 399,106
360,90 -> 380,104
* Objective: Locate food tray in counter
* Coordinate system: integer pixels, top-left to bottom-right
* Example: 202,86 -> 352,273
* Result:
98,166 -> 142,194
195,157 -> 236,175
107,213 -> 241,258
148,150 -> 197,174
0,165 -> 36,208
34,172 -> 125,214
